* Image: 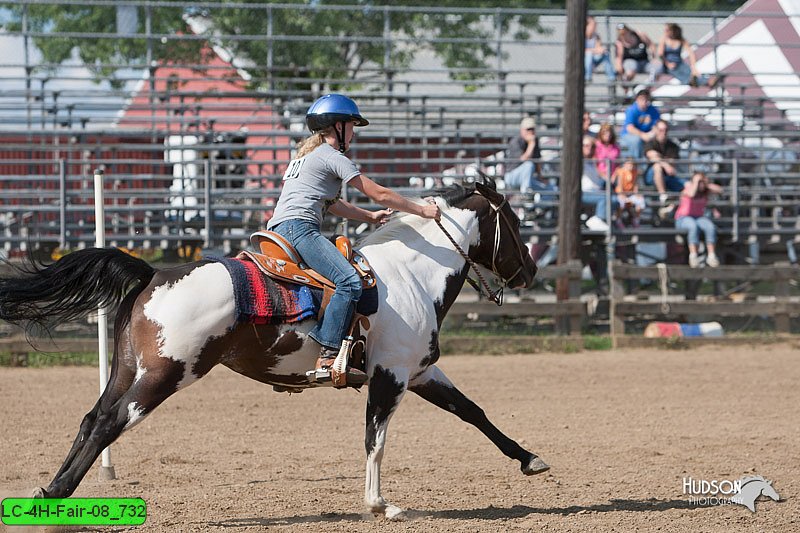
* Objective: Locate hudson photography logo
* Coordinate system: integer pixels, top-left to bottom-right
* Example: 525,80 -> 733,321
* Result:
682,475 -> 780,512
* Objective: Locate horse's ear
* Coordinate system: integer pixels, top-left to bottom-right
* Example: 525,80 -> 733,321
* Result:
473,168 -> 497,190
475,180 -> 503,203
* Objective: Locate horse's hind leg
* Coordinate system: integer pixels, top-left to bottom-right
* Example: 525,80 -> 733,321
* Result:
43,357 -> 185,499
409,365 -> 549,475
46,327 -> 137,486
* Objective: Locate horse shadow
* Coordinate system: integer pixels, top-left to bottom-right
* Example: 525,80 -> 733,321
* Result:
206,498 -> 704,528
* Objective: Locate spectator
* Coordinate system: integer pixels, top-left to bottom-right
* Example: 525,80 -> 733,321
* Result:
585,16 -> 616,83
594,122 -> 620,179
644,119 -> 686,205
504,117 -> 555,195
620,86 -> 659,159
581,136 -> 618,231
614,23 -> 656,84
675,172 -> 723,268
653,23 -> 720,88
612,158 -> 645,227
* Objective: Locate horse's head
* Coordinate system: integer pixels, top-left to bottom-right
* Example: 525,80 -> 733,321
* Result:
457,178 -> 537,290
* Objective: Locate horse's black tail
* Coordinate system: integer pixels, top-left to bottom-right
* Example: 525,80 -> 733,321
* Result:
0,247 -> 156,337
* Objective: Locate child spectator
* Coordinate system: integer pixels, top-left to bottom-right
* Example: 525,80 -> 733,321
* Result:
675,171 -> 723,268
582,136 -> 618,231
594,123 -> 620,179
612,158 -> 646,228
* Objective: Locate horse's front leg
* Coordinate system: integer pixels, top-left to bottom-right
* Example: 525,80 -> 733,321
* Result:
409,364 -> 550,476
364,365 -> 408,520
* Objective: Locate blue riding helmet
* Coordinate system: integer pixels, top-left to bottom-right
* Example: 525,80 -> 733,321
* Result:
305,94 -> 369,133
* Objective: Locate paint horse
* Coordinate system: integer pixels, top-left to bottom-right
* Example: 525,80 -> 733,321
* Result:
0,180 -> 549,520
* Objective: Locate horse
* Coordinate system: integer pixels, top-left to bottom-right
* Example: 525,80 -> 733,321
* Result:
0,179 -> 549,520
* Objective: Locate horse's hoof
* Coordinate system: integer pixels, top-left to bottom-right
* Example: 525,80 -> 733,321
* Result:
31,487 -> 48,498
522,456 -> 550,475
385,504 -> 406,521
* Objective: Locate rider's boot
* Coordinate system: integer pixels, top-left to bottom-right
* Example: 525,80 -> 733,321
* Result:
313,344 -> 367,387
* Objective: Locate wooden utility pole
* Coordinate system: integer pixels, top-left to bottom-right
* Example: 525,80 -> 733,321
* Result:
556,0 -> 587,329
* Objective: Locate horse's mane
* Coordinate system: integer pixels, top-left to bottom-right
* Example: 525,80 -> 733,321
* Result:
357,183 -> 475,248
436,183 -> 474,205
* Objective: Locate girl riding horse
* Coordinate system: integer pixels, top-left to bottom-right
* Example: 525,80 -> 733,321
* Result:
267,94 -> 441,383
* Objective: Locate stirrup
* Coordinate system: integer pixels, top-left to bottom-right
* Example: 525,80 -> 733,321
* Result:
306,338 -> 367,388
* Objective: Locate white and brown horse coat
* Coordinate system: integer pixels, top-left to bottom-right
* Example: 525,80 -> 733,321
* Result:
0,181 -> 548,520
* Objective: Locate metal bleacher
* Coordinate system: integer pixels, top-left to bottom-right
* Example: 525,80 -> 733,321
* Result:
0,0 -> 797,275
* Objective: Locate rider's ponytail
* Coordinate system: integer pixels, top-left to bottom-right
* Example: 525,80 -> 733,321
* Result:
295,130 -> 330,158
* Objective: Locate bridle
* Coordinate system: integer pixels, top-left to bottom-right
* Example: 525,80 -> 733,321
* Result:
433,189 -> 530,306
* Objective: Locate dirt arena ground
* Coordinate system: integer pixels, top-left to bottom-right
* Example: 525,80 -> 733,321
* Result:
1,343 -> 798,532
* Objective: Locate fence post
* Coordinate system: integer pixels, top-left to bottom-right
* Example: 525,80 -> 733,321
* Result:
568,259 -> 582,334
609,260 -> 625,343
59,158 -> 67,249
774,262 -> 790,333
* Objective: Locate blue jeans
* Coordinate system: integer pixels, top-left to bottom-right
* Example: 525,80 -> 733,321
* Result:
655,60 -> 709,86
619,133 -> 644,159
676,216 -> 717,246
585,52 -> 616,82
504,161 -> 557,198
270,219 -> 361,349
622,58 -> 656,81
582,190 -> 618,220
644,166 -> 687,192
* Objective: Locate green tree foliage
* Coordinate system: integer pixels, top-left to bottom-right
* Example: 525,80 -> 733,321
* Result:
594,0 -> 741,10
1,2 -> 201,85
1,1 -> 551,89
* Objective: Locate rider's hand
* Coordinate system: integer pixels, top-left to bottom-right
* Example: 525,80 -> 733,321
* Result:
370,209 -> 393,225
421,201 -> 441,221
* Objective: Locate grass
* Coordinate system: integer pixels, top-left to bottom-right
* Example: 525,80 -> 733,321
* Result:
582,335 -> 613,351
0,351 -> 108,367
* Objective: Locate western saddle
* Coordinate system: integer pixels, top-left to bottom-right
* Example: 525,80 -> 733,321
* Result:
238,231 -> 375,389
239,230 -> 376,293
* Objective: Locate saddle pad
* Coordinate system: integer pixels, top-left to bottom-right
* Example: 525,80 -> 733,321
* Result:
210,257 -> 379,324
210,257 -> 319,325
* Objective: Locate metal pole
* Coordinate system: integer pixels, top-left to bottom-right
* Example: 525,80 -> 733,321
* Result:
267,6 -> 274,92
604,158 -> 612,230
731,158 -> 739,243
711,15 -> 724,127
146,5 -> 156,145
495,9 -> 503,78
383,7 -> 391,75
23,5 -> 31,136
204,159 -> 212,248
59,159 -> 66,249
598,159 -> 617,318
93,168 -> 116,481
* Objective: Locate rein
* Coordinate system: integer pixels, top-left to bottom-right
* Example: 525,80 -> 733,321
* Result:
432,192 -> 525,307
434,216 -> 504,306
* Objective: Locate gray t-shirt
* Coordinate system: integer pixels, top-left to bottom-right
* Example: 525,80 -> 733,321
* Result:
267,143 -> 361,229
